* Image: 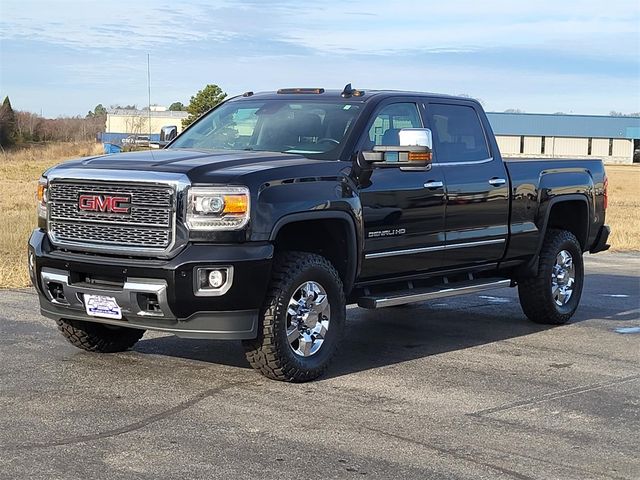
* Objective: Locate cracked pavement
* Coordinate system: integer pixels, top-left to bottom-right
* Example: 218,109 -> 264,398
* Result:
1,252 -> 639,479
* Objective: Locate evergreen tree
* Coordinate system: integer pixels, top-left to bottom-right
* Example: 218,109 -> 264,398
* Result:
183,85 -> 227,128
169,101 -> 185,111
87,104 -> 107,118
0,96 -> 17,148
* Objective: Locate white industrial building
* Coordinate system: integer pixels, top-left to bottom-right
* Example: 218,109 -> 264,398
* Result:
102,107 -> 189,143
487,113 -> 640,164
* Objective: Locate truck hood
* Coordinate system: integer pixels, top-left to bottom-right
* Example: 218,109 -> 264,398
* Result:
48,148 -> 334,182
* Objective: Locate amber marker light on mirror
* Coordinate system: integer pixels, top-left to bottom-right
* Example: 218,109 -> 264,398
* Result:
408,151 -> 432,162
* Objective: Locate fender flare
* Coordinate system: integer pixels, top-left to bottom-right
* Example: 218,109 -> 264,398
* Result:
269,211 -> 360,293
521,193 -> 590,276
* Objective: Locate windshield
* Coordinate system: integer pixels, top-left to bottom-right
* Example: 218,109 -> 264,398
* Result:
169,99 -> 362,159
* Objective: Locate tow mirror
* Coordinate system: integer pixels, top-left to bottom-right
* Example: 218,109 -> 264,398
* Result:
361,128 -> 433,166
159,125 -> 178,147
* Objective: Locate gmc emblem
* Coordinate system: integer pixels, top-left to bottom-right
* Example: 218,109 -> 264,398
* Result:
78,194 -> 131,214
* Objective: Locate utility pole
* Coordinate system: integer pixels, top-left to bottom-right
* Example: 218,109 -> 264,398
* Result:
147,53 -> 152,138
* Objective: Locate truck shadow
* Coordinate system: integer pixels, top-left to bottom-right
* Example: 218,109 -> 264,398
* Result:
133,273 -> 639,378
133,293 -> 547,374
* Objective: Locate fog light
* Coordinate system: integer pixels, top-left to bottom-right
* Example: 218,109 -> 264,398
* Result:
194,266 -> 234,296
208,269 -> 225,288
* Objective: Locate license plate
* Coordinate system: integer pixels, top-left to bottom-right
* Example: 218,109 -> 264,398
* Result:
84,294 -> 122,320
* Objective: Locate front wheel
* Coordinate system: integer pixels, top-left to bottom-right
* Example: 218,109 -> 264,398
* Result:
518,229 -> 584,325
242,252 -> 346,382
55,318 -> 145,352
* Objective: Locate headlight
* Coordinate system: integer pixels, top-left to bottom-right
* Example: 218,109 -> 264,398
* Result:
186,186 -> 250,231
36,176 -> 48,220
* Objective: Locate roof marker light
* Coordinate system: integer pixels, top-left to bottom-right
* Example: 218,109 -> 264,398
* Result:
277,88 -> 325,94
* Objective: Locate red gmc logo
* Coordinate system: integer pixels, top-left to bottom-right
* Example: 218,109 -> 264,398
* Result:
78,194 -> 131,214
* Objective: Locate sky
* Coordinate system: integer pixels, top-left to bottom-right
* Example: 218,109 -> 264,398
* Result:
0,0 -> 639,117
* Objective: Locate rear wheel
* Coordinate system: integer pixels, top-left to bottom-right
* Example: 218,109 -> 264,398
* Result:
242,251 -> 346,382
55,318 -> 145,352
518,229 -> 584,325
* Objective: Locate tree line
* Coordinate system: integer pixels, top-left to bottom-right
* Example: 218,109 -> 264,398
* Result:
0,84 -> 230,149
0,97 -> 107,148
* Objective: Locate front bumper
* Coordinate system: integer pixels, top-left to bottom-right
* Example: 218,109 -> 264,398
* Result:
28,229 -> 273,339
589,224 -> 611,254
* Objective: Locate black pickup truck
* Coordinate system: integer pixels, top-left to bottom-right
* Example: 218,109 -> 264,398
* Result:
29,85 -> 610,382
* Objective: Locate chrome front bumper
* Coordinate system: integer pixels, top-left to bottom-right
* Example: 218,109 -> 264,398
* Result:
38,267 -> 258,340
41,267 -> 172,319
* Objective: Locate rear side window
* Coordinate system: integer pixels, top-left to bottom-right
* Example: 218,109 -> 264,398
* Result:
426,104 -> 490,162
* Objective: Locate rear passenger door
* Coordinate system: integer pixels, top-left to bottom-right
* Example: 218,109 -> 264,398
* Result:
423,102 -> 510,268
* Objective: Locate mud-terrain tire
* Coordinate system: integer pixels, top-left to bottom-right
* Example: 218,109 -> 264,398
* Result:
55,318 -> 145,352
518,229 -> 584,325
242,251 -> 346,382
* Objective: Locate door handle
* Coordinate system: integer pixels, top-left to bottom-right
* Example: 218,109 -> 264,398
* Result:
424,180 -> 444,189
488,178 -> 506,186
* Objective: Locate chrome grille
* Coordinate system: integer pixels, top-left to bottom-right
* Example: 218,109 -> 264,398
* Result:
49,222 -> 171,248
48,180 -> 175,253
50,202 -> 170,227
49,183 -> 172,206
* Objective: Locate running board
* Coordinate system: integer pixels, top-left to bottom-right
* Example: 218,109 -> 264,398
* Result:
357,278 -> 511,309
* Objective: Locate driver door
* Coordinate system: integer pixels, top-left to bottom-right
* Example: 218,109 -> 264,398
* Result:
357,100 -> 447,280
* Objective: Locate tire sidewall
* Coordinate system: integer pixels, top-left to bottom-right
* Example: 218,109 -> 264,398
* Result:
274,262 -> 345,373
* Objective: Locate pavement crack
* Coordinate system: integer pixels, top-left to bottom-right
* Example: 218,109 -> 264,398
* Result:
500,339 -> 639,366
3,381 -> 247,450
484,442 -> 631,480
360,424 -> 536,480
469,373 -> 640,417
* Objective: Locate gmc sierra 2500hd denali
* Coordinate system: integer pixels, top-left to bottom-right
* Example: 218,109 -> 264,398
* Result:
29,85 -> 610,382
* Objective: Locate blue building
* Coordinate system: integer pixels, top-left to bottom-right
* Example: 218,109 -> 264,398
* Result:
486,113 -> 640,164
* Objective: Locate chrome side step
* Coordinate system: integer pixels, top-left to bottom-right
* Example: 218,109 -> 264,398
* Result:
357,278 -> 511,309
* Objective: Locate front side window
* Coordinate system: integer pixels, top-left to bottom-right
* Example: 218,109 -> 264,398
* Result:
364,102 -> 422,148
426,104 -> 490,162
170,100 -> 361,159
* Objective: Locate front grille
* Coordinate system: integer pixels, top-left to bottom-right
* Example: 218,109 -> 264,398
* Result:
50,202 -> 170,227
48,180 -> 175,253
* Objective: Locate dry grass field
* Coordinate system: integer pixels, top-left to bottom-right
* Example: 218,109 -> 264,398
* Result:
1,142 -> 103,288
605,165 -> 640,251
0,145 -> 638,288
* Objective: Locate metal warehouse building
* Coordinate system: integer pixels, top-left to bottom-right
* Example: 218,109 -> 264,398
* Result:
102,108 -> 189,143
487,113 -> 640,164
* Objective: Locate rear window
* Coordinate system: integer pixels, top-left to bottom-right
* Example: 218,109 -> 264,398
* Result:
426,104 -> 490,162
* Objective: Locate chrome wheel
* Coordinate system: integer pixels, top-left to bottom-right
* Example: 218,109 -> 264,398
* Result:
551,250 -> 575,306
286,281 -> 330,357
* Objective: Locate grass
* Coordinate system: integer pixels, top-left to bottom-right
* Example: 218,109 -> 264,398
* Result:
1,142 -> 104,288
0,145 -> 638,288
605,165 -> 640,252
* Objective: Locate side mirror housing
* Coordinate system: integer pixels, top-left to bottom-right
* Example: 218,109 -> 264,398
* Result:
159,125 -> 178,147
399,128 -> 433,150
160,125 -> 178,142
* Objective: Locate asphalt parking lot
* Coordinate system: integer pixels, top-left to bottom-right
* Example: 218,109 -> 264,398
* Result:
1,252 -> 638,480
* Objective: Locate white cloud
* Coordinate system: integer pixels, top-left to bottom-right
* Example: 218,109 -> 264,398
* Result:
0,1 -> 236,49
1,0 -> 638,115
2,0 -> 638,59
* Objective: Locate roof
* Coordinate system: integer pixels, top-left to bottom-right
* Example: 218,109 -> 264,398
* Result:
486,112 -> 640,139
234,89 -> 465,103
